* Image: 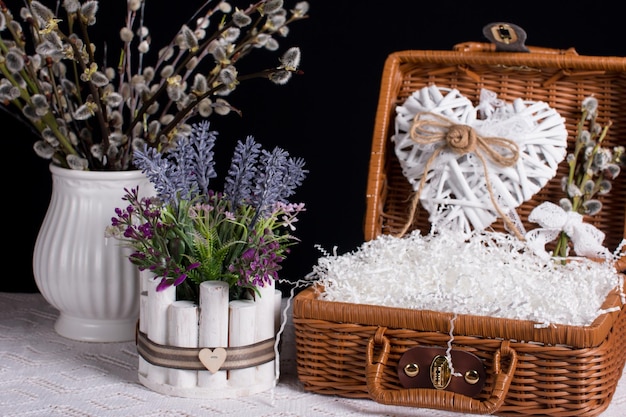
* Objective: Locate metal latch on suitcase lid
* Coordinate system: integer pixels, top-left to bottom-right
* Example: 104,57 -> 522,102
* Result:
482,22 -> 529,52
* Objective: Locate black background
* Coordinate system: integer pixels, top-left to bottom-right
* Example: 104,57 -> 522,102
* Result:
4,0 -> 626,293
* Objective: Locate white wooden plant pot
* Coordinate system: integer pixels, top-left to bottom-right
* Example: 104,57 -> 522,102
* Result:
136,274 -> 283,398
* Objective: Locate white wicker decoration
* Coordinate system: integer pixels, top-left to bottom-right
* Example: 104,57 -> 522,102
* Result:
392,85 -> 568,235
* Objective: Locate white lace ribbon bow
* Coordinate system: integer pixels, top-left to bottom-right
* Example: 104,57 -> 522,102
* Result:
526,201 -> 610,260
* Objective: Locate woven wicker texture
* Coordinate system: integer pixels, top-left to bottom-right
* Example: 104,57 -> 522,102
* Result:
294,43 -> 626,416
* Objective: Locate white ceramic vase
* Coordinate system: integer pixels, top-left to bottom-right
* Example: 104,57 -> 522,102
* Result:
33,164 -> 152,342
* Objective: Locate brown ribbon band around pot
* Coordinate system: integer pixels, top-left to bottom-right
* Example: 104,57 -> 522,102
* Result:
397,345 -> 487,398
136,330 -> 275,371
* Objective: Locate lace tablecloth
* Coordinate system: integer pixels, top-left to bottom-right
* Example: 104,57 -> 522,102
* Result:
1,292 -> 624,417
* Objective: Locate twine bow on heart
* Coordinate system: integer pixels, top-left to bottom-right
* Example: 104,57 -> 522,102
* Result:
526,201 -> 610,260
398,111 -> 523,239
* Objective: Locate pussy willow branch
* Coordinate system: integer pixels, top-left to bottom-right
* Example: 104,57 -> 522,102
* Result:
0,7 -> 81,160
122,2 -> 249,137
125,1 -> 306,140
159,67 -> 301,140
55,15 -> 112,167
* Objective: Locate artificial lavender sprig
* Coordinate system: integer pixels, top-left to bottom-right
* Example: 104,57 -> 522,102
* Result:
132,147 -> 180,206
188,121 -> 218,195
224,135 -> 262,210
248,148 -> 309,227
250,147 -> 290,225
133,121 -> 218,208
279,156 -> 308,201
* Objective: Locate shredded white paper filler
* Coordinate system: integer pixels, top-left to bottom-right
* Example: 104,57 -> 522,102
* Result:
308,230 -> 625,327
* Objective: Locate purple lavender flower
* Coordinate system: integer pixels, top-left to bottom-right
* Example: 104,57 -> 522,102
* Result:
224,135 -> 262,210
133,146 -> 180,206
133,121 -> 218,208
188,121 -> 218,194
253,147 -> 289,216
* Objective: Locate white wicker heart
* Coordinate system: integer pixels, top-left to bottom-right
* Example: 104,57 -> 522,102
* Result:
392,85 -> 568,235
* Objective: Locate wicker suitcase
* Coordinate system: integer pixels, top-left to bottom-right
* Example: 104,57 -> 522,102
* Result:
293,24 -> 626,416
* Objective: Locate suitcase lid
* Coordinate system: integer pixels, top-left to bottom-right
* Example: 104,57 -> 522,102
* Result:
364,26 -> 626,255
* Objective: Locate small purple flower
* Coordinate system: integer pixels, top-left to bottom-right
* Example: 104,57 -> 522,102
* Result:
174,273 -> 188,286
138,222 -> 154,239
156,277 -> 173,292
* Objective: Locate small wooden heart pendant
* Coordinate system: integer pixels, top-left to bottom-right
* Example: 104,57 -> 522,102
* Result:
198,348 -> 227,373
